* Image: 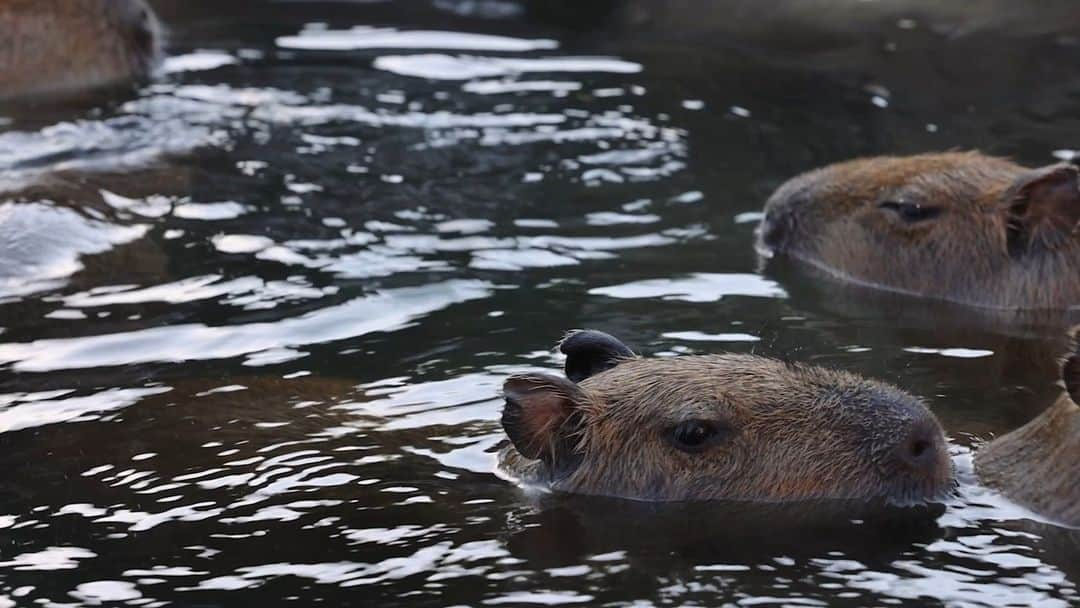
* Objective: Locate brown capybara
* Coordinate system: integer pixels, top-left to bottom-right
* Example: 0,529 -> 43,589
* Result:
976,327 -> 1080,526
758,152 -> 1080,309
0,0 -> 161,101
498,330 -> 955,504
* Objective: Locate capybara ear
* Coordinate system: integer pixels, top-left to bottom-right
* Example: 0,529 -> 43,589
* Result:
1064,326 -> 1080,404
1004,163 -> 1080,252
502,373 -> 589,465
559,329 -> 636,383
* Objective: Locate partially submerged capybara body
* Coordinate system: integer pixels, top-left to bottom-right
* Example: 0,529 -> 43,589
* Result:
498,330 -> 954,504
0,0 -> 161,100
976,328 -> 1080,526
758,152 -> 1080,309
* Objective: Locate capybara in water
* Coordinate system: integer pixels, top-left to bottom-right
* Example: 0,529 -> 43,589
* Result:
498,330 -> 954,503
758,152 -> 1080,309
976,327 -> 1080,526
0,0 -> 161,100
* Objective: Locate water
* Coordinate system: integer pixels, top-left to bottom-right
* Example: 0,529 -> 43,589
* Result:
1,1 -> 1079,605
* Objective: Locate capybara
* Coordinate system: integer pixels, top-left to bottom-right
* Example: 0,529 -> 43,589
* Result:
0,0 -> 161,100
976,327 -> 1080,526
758,152 -> 1080,309
498,330 -> 954,503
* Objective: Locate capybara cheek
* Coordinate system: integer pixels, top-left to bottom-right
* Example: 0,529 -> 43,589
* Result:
813,221 -> 873,271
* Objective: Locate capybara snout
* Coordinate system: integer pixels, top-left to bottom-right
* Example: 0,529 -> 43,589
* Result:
758,152 -> 1080,309
498,330 -> 954,504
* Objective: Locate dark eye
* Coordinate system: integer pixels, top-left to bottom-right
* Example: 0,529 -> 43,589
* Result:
878,200 -> 942,222
670,419 -> 722,453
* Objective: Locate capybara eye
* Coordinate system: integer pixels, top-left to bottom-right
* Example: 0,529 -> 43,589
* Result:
878,200 -> 942,222
671,419 -> 721,453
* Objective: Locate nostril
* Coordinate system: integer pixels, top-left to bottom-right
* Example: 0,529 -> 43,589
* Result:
909,439 -> 930,462
893,420 -> 944,473
760,213 -> 787,249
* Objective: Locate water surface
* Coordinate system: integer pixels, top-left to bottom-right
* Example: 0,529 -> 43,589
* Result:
1,1 -> 1079,606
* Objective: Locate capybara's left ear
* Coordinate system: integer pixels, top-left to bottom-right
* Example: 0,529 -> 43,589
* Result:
1004,163 -> 1080,252
502,373 -> 589,467
560,329 -> 635,383
1064,326 -> 1080,404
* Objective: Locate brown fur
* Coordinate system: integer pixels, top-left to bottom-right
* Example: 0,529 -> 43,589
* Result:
0,0 -> 161,100
758,152 -> 1080,309
500,354 -> 954,503
976,327 -> 1080,526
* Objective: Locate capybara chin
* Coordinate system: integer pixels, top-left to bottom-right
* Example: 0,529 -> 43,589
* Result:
0,0 -> 162,101
498,330 -> 955,504
758,152 -> 1080,310
976,326 -> 1080,526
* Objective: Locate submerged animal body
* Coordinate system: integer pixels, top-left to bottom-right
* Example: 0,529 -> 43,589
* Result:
758,152 -> 1080,309
0,0 -> 161,100
976,327 -> 1080,526
498,330 -> 954,504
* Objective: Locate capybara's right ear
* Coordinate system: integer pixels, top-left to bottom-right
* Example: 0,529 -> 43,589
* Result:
1004,163 -> 1080,252
502,373 -> 588,463
1064,326 -> 1080,404
560,329 -> 635,383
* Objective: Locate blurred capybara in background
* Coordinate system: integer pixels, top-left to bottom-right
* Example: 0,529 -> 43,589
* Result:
976,327 -> 1080,527
0,0 -> 161,100
498,330 -> 954,504
758,152 -> 1080,309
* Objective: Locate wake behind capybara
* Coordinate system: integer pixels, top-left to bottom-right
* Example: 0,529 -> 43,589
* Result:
498,330 -> 954,504
758,152 -> 1080,309
976,327 -> 1080,526
0,0 -> 161,100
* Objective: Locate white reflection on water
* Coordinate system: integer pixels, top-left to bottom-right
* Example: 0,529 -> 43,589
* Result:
0,547 -> 96,571
162,50 -> 239,74
172,201 -> 249,220
662,331 -> 761,342
0,280 -> 492,371
0,116 -> 224,194
251,103 -> 567,129
372,55 -> 642,80
903,346 -> 996,359
463,80 -> 583,95
63,275 -> 262,307
278,26 -> 558,52
590,273 -> 788,302
70,580 -> 142,605
0,203 -> 148,299
0,386 -> 172,433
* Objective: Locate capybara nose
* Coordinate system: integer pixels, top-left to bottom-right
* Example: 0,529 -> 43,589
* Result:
758,212 -> 787,250
890,416 -> 947,476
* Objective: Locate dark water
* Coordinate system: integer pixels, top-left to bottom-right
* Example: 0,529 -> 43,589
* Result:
1,1 -> 1079,606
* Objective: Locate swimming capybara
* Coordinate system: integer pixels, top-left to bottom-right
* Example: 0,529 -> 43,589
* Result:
758,152 -> 1080,309
498,330 -> 954,503
0,0 -> 161,100
976,327 -> 1080,526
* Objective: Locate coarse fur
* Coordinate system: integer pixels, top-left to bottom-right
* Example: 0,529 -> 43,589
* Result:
499,331 -> 954,504
758,151 -> 1080,309
0,0 -> 162,100
976,327 -> 1080,526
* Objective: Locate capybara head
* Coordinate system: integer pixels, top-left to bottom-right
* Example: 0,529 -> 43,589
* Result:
0,0 -> 162,101
976,327 -> 1080,526
498,330 -> 954,504
758,152 -> 1080,309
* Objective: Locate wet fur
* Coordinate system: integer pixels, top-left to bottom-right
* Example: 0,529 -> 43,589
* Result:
976,327 -> 1080,526
760,152 -> 1080,309
500,354 -> 953,503
0,0 -> 162,100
